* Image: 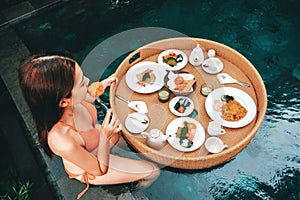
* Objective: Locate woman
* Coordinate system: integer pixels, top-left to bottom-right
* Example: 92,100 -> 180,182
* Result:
18,54 -> 160,199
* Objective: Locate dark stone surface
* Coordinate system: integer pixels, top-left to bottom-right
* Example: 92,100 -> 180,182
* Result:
0,78 -> 55,200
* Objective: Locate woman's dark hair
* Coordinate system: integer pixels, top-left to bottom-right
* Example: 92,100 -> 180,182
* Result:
18,53 -> 76,158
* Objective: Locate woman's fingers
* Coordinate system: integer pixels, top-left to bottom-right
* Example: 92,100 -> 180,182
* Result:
110,114 -> 119,127
101,74 -> 117,87
103,109 -> 112,126
102,109 -> 121,136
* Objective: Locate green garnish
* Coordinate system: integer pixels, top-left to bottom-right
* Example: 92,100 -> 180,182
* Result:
142,72 -> 151,81
221,95 -> 234,102
162,53 -> 183,67
179,121 -> 193,148
164,57 -> 177,67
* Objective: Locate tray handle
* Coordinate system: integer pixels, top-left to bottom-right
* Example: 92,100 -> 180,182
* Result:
129,52 -> 141,65
127,47 -> 160,67
125,51 -> 142,68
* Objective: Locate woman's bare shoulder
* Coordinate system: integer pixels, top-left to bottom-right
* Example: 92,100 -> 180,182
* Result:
48,124 -> 83,156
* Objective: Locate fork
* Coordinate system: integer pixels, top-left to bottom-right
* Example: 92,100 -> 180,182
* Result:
96,96 -> 109,110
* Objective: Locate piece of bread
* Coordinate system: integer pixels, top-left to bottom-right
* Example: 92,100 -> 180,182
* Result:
174,78 -> 195,92
88,82 -> 104,97
183,79 -> 195,92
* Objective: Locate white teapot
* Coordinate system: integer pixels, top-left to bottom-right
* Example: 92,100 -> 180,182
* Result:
141,129 -> 169,150
189,44 -> 204,66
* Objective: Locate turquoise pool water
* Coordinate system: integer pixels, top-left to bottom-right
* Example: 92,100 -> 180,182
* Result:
14,0 -> 299,199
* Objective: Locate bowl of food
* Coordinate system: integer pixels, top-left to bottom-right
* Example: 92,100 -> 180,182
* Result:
164,70 -> 196,96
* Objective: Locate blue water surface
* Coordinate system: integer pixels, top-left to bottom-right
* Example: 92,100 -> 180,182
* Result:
14,0 -> 299,199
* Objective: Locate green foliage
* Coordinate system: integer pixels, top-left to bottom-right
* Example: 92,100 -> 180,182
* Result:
0,181 -> 32,200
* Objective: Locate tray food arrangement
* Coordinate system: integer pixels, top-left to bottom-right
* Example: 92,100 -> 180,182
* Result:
109,37 -> 267,169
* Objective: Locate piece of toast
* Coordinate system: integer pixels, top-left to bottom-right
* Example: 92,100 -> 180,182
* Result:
88,82 -> 104,97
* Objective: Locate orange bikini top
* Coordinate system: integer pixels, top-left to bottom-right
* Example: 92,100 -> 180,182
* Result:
59,101 -> 100,152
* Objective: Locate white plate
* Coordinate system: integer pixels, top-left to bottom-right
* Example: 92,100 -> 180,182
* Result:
125,61 -> 166,94
166,117 -> 205,152
157,49 -> 188,71
201,57 -> 224,74
205,87 -> 257,128
125,112 -> 149,134
169,96 -> 194,117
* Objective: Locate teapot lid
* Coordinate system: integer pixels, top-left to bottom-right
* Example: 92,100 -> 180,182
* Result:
149,129 -> 160,138
192,44 -> 202,52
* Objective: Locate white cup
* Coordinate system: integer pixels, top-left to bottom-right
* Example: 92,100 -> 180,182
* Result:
207,121 -> 226,136
205,137 -> 228,154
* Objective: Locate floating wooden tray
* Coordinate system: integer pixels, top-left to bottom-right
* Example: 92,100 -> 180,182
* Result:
109,37 -> 267,169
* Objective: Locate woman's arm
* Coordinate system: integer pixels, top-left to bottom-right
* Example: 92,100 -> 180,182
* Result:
48,109 -> 120,176
95,109 -> 120,174
100,74 -> 117,90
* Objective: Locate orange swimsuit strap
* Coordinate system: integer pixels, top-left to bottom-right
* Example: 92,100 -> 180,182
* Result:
58,120 -> 79,131
65,167 -> 96,199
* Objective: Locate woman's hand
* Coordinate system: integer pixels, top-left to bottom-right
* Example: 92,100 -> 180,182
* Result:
101,74 -> 117,89
101,109 -> 120,139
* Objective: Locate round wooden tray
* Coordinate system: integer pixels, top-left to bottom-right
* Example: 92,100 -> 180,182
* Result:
109,37 -> 267,169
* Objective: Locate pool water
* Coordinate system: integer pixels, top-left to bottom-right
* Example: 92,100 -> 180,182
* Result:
14,0 -> 299,199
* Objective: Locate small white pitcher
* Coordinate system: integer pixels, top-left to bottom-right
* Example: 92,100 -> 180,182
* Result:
207,121 -> 226,137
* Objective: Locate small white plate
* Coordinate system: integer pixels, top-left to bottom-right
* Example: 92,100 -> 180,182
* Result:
166,117 -> 205,152
201,57 -> 224,74
157,49 -> 188,71
169,96 -> 194,117
125,112 -> 149,134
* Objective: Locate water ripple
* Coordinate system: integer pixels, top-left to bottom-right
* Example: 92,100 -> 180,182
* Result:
209,168 -> 300,200
265,74 -> 300,123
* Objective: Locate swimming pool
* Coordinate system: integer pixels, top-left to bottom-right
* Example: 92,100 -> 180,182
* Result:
13,0 -> 300,199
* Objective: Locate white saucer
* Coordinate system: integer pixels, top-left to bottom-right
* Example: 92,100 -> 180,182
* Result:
201,57 -> 224,74
125,112 -> 149,134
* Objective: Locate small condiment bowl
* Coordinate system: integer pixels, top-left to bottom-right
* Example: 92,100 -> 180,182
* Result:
205,137 -> 228,154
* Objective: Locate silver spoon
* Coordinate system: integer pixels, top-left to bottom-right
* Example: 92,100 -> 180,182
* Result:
217,73 -> 250,87
115,94 -> 148,113
115,94 -> 139,110
128,115 -> 149,124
